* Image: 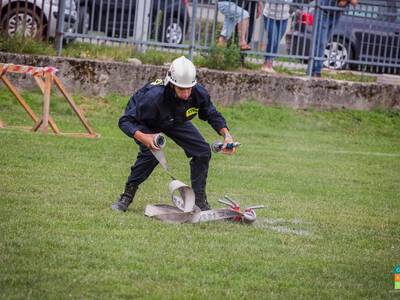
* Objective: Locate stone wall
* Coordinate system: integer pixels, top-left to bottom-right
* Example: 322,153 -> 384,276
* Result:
1,52 -> 399,110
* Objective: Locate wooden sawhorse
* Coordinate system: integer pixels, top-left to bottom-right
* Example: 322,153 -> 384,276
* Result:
0,63 -> 98,138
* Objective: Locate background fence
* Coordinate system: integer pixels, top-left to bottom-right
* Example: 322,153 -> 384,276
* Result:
1,0 -> 399,75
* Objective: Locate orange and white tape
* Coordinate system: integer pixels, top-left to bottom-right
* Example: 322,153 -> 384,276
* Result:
0,63 -> 58,76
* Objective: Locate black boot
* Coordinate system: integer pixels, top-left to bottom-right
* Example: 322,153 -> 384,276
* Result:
111,183 -> 138,212
195,192 -> 211,211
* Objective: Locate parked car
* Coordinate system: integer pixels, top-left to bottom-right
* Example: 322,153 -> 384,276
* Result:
1,0 -> 78,39
76,0 -> 190,44
285,0 -> 400,72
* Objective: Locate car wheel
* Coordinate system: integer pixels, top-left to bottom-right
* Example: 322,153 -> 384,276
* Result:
159,18 -> 183,44
1,7 -> 44,39
323,40 -> 349,70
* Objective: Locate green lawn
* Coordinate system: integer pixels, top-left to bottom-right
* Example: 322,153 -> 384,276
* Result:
0,88 -> 399,299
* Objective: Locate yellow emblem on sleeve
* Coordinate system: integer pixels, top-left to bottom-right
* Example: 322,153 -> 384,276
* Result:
150,79 -> 163,85
186,107 -> 199,117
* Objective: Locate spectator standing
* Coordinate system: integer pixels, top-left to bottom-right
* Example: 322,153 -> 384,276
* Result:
217,1 -> 252,50
244,0 -> 263,44
261,0 -> 293,73
311,0 -> 358,77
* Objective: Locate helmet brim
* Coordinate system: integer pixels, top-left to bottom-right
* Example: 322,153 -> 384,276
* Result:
166,80 -> 197,89
171,81 -> 197,88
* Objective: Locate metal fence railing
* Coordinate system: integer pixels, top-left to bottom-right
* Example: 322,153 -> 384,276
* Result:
1,0 -> 399,75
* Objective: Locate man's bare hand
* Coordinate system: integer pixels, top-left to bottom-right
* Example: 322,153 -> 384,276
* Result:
221,134 -> 236,155
134,131 -> 160,150
338,0 -> 358,7
349,0 -> 358,6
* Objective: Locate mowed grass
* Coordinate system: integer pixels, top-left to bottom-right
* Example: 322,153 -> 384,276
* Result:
0,88 -> 399,299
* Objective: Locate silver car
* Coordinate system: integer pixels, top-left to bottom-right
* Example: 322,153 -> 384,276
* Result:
1,0 -> 78,39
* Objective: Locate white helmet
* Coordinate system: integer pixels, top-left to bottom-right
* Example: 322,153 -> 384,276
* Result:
164,56 -> 197,88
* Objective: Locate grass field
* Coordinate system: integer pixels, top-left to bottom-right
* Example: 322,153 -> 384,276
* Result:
0,88 -> 399,299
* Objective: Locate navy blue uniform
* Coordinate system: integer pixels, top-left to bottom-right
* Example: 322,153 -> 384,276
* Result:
119,80 -> 228,197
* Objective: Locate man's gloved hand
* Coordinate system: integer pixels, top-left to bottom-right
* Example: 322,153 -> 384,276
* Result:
222,132 -> 236,155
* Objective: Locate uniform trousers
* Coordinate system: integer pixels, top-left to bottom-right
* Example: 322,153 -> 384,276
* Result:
127,121 -> 212,196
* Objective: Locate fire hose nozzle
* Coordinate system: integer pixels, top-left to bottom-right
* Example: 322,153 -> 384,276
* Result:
154,134 -> 166,148
211,141 -> 241,153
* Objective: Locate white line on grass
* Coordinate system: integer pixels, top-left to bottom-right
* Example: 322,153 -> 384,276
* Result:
249,144 -> 400,158
329,150 -> 400,157
254,218 -> 313,236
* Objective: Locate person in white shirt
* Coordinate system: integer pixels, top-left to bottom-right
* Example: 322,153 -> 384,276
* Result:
261,0 -> 292,73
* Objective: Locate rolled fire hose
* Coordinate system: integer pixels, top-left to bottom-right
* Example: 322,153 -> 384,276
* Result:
144,179 -> 251,224
144,134 -> 261,224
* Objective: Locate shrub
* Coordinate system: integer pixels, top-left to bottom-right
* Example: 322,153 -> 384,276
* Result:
0,34 -> 55,55
197,44 -> 241,71
63,42 -> 135,62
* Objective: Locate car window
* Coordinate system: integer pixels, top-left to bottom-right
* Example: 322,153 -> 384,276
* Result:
346,4 -> 379,19
346,0 -> 397,22
397,8 -> 400,23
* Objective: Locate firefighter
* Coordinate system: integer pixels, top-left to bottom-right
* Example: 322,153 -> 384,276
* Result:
112,56 -> 236,212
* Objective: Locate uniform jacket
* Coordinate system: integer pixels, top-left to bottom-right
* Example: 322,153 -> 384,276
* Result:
119,80 -> 227,139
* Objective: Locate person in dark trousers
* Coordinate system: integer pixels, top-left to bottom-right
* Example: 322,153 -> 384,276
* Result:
311,0 -> 357,77
112,56 -> 237,212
